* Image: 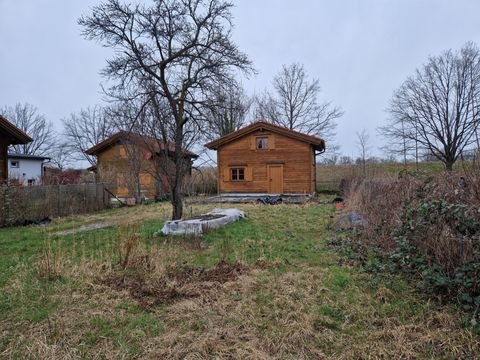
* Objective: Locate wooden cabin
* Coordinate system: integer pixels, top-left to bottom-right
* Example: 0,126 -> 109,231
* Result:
205,121 -> 325,194
86,131 -> 198,200
0,115 -> 32,183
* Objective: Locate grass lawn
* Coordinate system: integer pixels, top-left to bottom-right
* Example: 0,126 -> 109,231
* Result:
0,199 -> 478,359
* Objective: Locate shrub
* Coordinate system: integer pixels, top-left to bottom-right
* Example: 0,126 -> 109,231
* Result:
342,170 -> 480,326
184,167 -> 217,196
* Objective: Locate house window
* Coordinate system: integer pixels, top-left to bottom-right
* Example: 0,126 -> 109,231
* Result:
257,137 -> 268,150
231,168 -> 245,181
27,179 -> 35,186
10,160 -> 19,168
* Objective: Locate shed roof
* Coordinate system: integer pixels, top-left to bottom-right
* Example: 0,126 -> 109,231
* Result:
204,120 -> 325,151
0,115 -> 33,145
85,131 -> 198,158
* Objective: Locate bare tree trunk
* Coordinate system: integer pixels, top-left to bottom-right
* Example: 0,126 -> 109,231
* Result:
171,120 -> 185,220
80,0 -> 253,220
171,180 -> 184,220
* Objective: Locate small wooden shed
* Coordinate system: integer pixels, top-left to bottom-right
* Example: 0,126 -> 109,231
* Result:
205,121 -> 325,194
0,115 -> 32,183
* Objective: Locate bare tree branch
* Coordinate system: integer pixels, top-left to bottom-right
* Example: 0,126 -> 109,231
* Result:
254,63 -> 342,146
384,42 -> 480,170
203,81 -> 251,140
356,129 -> 370,176
1,103 -> 54,156
79,0 -> 253,219
62,106 -> 118,167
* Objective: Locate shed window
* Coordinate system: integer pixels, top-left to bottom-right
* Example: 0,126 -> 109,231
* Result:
10,161 -> 19,168
257,137 -> 268,150
231,168 -> 245,181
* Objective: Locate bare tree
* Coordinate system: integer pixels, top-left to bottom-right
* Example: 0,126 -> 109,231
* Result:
204,82 -> 251,140
1,103 -> 54,156
62,106 -> 117,167
387,42 -> 480,170
356,129 -> 370,177
50,142 -> 72,171
338,155 -> 353,165
379,116 -> 420,169
80,0 -> 253,220
255,63 -> 342,142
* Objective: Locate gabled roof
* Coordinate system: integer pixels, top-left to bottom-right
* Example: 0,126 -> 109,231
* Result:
85,131 -> 198,158
0,115 -> 33,145
204,120 -> 326,151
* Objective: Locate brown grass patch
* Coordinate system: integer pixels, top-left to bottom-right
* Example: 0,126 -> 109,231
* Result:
105,261 -> 249,310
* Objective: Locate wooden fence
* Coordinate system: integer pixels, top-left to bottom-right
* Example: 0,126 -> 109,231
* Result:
0,183 -> 109,227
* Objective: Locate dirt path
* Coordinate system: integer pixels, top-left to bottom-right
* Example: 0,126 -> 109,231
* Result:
54,222 -> 113,236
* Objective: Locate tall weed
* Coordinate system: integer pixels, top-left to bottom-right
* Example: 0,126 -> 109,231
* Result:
342,170 -> 480,327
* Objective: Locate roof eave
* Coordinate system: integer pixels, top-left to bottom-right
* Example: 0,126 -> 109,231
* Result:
7,153 -> 50,160
204,121 -> 326,150
86,131 -> 199,158
0,115 -> 33,144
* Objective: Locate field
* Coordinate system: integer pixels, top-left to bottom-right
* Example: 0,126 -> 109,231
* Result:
316,161 -> 445,191
0,200 -> 479,359
188,162 -> 447,195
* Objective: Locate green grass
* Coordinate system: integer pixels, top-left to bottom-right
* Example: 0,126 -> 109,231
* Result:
0,200 -> 477,358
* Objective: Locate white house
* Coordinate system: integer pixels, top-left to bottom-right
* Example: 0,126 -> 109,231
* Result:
8,153 -> 50,185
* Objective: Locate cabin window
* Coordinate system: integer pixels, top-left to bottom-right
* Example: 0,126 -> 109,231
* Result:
256,137 -> 268,150
10,160 -> 19,168
231,168 -> 245,181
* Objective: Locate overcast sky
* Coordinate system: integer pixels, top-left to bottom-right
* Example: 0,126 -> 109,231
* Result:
1,0 -> 480,161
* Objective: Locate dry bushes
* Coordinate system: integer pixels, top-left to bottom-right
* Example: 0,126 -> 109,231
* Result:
103,223 -> 250,310
342,170 -> 480,323
343,174 -> 420,251
36,242 -> 66,280
184,167 -> 217,196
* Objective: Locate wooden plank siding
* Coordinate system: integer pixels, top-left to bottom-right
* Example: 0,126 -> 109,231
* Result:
217,129 -> 315,194
0,139 -> 8,183
96,144 -> 158,198
87,132 -> 198,200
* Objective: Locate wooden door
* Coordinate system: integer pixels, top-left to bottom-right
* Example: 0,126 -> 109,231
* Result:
268,165 -> 283,194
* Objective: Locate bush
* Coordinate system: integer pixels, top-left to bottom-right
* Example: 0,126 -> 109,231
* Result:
184,167 -> 217,196
342,170 -> 480,327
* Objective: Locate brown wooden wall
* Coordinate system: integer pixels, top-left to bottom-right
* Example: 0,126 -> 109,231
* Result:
217,130 -> 315,194
96,143 -> 188,199
0,139 -> 8,183
96,144 -> 158,198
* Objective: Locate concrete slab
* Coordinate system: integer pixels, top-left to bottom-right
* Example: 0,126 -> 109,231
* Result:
160,208 -> 246,236
205,193 -> 313,204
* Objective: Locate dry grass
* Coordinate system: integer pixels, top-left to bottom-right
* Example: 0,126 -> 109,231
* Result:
0,201 -> 479,359
8,265 -> 478,359
343,171 -> 480,266
316,161 -> 445,192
